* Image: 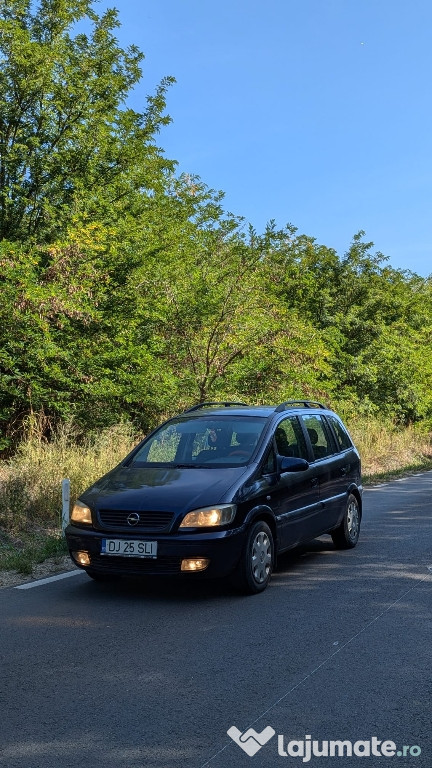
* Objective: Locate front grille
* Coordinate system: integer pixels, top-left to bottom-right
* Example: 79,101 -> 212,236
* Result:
90,554 -> 181,575
98,509 -> 174,531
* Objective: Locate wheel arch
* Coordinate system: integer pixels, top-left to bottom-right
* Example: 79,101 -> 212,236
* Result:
243,505 -> 279,556
348,485 -> 363,519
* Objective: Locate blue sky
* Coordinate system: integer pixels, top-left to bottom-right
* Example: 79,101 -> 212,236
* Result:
99,0 -> 431,276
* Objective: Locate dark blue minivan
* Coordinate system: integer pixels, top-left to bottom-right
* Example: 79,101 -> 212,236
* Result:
66,401 -> 362,593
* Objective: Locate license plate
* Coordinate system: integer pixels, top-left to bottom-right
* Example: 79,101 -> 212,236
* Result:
101,539 -> 157,559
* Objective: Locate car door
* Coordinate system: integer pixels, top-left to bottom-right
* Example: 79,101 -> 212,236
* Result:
299,413 -> 347,532
270,416 -> 322,550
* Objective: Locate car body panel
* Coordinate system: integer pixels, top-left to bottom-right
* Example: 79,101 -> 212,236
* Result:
81,465 -> 250,530
270,467 -> 322,549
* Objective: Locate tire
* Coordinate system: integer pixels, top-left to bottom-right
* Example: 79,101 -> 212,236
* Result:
232,520 -> 274,594
331,494 -> 361,549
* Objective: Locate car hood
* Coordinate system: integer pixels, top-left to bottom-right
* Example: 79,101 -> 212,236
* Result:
81,464 -> 250,514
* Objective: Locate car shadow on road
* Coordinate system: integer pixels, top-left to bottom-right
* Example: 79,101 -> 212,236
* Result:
276,537 -> 335,567
68,536 -> 337,604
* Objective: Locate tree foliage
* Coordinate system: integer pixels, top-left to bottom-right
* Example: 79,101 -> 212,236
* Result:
1,0 -> 432,450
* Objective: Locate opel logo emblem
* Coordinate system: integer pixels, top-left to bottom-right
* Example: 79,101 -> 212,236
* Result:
127,512 -> 140,526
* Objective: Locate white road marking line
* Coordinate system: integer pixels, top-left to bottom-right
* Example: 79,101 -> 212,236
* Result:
366,470 -> 432,489
15,570 -> 86,590
200,566 -> 432,767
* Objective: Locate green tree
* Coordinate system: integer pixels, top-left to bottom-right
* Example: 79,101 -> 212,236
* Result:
0,0 -> 176,441
0,0 -> 174,242
146,206 -> 333,406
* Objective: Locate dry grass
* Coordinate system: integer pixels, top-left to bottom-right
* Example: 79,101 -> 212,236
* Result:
348,418 -> 432,479
0,421 -> 139,536
0,421 -> 139,573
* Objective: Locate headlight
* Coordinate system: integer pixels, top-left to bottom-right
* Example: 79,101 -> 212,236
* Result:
71,501 -> 92,525
179,504 -> 237,528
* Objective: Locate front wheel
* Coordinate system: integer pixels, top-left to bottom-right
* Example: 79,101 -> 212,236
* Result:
331,494 -> 361,549
232,520 -> 274,594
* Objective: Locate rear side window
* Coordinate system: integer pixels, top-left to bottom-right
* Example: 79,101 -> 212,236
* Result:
301,415 -> 335,461
327,415 -> 353,451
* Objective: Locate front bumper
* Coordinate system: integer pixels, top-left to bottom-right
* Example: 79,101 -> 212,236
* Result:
65,523 -> 246,578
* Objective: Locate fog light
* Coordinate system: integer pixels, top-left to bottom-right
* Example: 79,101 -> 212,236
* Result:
181,558 -> 210,572
72,550 -> 91,566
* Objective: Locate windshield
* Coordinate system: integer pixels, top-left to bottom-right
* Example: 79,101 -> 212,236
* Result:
129,416 -> 267,467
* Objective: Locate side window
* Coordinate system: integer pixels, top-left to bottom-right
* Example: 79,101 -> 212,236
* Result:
327,416 -> 353,451
262,446 -> 277,475
275,417 -> 308,460
301,415 -> 335,461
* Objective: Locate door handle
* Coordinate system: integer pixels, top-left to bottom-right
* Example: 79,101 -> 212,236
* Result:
310,477 -> 319,488
340,464 -> 351,476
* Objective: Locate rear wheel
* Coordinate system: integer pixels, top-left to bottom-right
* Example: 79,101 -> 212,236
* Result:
331,494 -> 360,549
232,520 -> 274,594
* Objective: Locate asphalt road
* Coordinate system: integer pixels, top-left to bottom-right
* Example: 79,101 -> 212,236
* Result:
1,473 -> 431,768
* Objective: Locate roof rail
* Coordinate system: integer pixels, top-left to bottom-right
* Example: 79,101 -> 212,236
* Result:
274,400 -> 327,412
183,401 -> 249,413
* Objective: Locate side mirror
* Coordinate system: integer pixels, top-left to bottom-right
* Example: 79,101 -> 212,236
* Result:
279,456 -> 309,473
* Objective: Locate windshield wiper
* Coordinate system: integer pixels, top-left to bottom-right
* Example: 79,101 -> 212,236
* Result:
173,463 -> 209,468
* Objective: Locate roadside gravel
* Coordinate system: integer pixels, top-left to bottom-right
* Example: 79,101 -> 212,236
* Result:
0,555 -> 77,589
